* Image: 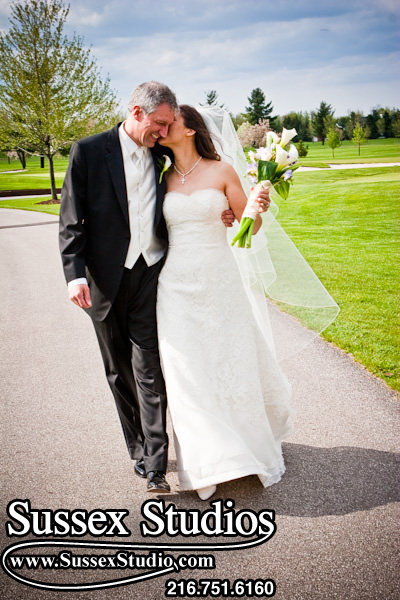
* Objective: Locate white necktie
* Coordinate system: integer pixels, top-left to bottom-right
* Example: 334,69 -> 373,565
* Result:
133,146 -> 146,171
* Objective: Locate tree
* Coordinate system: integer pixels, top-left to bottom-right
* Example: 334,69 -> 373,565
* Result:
200,89 -> 225,108
230,112 -> 249,131
337,112 -> 363,140
0,0 -> 117,199
311,101 -> 334,144
365,108 -> 381,139
393,111 -> 400,138
272,114 -> 282,132
0,105 -> 31,167
352,123 -> 367,156
246,88 -> 275,126
282,111 -> 313,141
326,127 -> 341,158
296,140 -> 308,158
237,119 -> 271,149
377,107 -> 398,138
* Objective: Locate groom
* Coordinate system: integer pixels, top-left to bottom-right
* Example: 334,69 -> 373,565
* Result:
59,81 -> 178,493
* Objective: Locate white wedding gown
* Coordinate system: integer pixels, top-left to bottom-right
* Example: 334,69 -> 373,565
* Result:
157,188 -> 293,491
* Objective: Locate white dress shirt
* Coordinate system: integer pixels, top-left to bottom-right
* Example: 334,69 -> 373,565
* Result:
68,122 -> 165,291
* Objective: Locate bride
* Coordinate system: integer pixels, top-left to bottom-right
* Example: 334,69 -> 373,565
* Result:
157,105 -> 293,501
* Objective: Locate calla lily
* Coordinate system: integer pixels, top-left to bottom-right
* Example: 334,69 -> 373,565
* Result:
158,155 -> 172,183
275,144 -> 293,168
288,143 -> 299,163
275,144 -> 299,168
266,131 -> 279,146
280,128 -> 297,148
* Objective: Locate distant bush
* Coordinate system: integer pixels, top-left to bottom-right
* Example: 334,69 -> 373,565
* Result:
296,139 -> 309,157
237,119 -> 271,149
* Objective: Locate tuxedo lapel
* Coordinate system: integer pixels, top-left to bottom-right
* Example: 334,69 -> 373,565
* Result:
105,124 -> 129,225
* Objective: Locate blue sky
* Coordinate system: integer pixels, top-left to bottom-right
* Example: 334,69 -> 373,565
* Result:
1,0 -> 399,117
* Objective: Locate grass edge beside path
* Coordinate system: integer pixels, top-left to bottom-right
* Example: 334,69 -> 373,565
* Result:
0,196 -> 60,215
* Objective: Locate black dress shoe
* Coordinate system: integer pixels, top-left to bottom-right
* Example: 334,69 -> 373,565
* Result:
134,459 -> 146,478
147,471 -> 171,493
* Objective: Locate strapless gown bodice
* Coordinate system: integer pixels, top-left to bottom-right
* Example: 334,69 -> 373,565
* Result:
163,188 -> 229,248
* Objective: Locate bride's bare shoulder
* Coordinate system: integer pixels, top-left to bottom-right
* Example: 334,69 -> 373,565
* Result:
205,159 -> 236,177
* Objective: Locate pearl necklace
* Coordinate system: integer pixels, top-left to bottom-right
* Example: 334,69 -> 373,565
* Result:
174,156 -> 202,184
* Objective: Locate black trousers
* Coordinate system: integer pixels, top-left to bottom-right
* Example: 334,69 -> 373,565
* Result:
91,255 -> 168,473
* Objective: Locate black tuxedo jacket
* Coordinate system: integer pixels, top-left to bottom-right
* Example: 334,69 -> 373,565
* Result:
59,123 -> 169,321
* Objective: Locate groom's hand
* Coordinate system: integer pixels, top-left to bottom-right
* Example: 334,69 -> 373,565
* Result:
69,284 -> 92,309
221,208 -> 235,227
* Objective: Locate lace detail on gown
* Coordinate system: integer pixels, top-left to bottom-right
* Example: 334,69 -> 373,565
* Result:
157,189 -> 293,490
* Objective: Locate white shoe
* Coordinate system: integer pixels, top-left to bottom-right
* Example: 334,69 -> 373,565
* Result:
196,485 -> 217,501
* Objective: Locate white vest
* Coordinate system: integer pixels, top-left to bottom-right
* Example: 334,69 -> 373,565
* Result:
119,122 -> 165,268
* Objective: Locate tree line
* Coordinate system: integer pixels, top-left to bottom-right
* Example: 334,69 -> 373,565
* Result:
203,89 -> 400,146
1,0 -> 399,198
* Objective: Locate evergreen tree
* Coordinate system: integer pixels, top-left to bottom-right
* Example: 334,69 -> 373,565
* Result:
393,111 -> 400,138
296,140 -> 308,158
282,111 -> 313,141
246,88 -> 274,126
200,90 -> 225,108
365,108 -> 381,139
311,101 -> 334,145
378,108 -> 396,137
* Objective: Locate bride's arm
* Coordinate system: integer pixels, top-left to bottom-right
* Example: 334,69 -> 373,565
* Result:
222,164 -> 270,235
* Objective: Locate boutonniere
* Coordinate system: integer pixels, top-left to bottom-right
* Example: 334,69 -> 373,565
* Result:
158,155 -> 172,183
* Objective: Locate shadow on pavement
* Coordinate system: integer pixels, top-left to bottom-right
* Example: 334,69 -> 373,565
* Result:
167,443 -> 399,517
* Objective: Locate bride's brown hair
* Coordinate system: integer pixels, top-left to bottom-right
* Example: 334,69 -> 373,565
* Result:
179,105 -> 221,161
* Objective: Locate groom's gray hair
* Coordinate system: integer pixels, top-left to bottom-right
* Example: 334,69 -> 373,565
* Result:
128,81 -> 178,115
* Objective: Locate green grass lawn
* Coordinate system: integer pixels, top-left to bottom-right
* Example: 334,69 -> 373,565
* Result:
0,154 -> 68,190
298,137 -> 400,164
0,196 -> 60,215
0,154 -> 70,173
275,166 -> 400,391
1,138 -> 399,190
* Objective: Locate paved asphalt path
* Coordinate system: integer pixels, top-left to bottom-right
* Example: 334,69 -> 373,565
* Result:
0,208 -> 399,600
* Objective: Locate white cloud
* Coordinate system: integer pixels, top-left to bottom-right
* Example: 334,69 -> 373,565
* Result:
86,5 -> 399,115
0,0 -> 398,116
67,6 -> 104,27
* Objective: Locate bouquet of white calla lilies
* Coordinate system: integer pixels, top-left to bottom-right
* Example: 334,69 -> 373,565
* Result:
231,128 -> 299,249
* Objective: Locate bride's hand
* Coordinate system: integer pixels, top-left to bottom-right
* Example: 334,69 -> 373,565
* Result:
248,185 -> 271,214
221,208 -> 235,227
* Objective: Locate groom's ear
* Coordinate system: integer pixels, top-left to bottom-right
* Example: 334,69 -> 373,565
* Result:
131,105 -> 143,121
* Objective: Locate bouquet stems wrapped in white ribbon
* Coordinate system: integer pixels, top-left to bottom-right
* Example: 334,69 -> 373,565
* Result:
231,128 -> 299,249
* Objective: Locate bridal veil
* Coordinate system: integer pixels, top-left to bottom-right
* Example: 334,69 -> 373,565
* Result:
196,106 -> 339,362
